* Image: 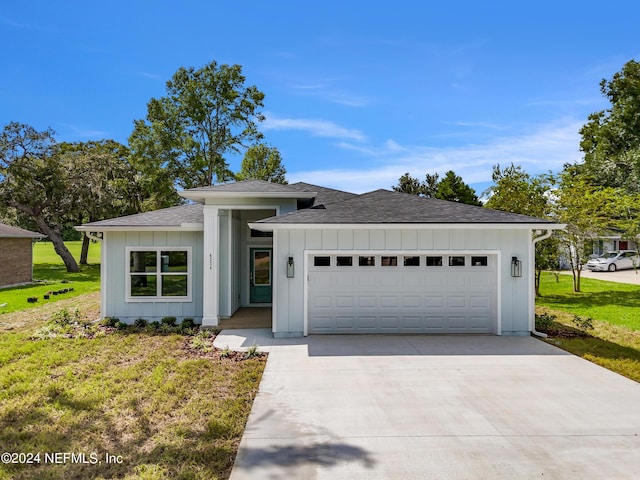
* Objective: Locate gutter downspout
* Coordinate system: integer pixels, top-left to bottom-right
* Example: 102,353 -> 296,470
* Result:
529,229 -> 553,338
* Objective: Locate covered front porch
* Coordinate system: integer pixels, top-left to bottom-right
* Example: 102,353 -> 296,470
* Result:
218,307 -> 272,329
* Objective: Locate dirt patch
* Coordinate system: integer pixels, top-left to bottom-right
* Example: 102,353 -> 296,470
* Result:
0,291 -> 100,331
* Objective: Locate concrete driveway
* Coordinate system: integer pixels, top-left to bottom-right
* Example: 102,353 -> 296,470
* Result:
229,335 -> 640,479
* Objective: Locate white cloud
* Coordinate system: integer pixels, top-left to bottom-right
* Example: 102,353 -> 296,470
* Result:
289,119 -> 583,193
59,124 -> 109,140
290,81 -> 371,107
138,71 -> 161,80
263,114 -> 366,142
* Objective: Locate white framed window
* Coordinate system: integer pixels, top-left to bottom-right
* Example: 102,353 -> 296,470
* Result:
126,246 -> 192,302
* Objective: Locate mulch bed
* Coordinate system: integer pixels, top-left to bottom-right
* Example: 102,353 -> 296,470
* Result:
538,325 -> 592,339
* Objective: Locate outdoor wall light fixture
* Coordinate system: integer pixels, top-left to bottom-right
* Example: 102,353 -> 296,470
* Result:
286,256 -> 295,278
511,256 -> 522,277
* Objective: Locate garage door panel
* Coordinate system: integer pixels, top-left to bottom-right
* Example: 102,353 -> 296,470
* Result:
380,296 -> 398,307
335,316 -> 357,331
311,295 -> 332,308
308,254 -> 497,334
401,296 -> 421,308
358,296 -> 377,307
335,296 -> 354,308
425,296 -> 444,307
470,296 -> 490,308
402,316 -> 422,329
334,275 -> 355,289
447,296 -> 466,308
425,316 -> 445,329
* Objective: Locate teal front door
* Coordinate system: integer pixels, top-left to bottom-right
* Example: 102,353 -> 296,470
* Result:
250,248 -> 272,303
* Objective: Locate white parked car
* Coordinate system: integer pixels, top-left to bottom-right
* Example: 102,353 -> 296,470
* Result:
585,250 -> 639,272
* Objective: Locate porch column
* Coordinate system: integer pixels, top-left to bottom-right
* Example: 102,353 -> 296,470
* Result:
202,206 -> 219,326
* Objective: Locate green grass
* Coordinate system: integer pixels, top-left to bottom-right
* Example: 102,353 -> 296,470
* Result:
0,299 -> 266,480
33,240 -> 101,265
536,306 -> 640,382
0,241 -> 100,315
536,271 -> 640,382
536,272 -> 640,330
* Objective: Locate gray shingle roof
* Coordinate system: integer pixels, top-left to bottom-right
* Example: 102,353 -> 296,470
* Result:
257,189 -> 556,225
80,204 -> 204,228
0,223 -> 45,238
185,179 -> 310,194
78,184 -> 556,230
287,182 -> 357,207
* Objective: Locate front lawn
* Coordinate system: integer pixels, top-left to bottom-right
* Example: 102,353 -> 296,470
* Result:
0,241 -> 100,315
536,272 -> 640,382
0,295 -> 266,480
536,271 -> 640,330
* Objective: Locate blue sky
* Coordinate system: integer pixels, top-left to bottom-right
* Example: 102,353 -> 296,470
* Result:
2,1 -> 639,195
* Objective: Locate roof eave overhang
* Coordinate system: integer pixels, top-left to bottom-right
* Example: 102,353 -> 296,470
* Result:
249,222 -> 567,232
0,234 -> 46,239
75,224 -> 204,232
179,191 -> 318,202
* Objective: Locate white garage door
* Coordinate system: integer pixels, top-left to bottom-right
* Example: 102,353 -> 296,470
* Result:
307,253 -> 498,334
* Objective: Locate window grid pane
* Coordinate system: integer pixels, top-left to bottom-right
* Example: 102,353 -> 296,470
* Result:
381,256 -> 398,266
449,256 -> 466,266
359,256 -> 376,266
336,256 -> 353,266
130,275 -> 157,296
426,256 -> 443,267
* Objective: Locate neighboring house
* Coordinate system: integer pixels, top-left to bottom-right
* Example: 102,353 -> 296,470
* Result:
0,223 -> 45,288
77,180 -> 564,337
590,230 -> 638,256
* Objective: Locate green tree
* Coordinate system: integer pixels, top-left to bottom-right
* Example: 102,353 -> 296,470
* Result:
393,171 -> 470,201
0,122 -> 80,272
392,172 -> 425,196
484,163 -> 558,295
556,168 -> 624,292
129,61 -> 266,191
579,59 -> 640,192
435,170 -> 482,206
236,144 -> 287,183
59,140 -> 142,264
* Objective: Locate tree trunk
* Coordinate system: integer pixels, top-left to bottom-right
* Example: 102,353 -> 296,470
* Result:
33,215 -> 80,272
535,268 -> 542,297
80,233 -> 90,265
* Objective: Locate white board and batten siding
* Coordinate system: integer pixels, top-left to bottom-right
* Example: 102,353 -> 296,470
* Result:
103,231 -> 204,322
273,228 -> 531,337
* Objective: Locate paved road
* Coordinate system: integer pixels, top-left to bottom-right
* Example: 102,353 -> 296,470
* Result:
230,335 -> 640,479
560,268 -> 640,285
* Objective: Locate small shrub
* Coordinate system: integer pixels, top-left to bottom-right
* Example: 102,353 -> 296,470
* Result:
27,297 -> 38,303
52,308 -> 81,326
161,316 -> 177,327
535,312 -> 556,330
30,324 -> 59,340
220,345 -> 231,358
572,314 -> 594,331
245,343 -> 260,359
190,334 -> 213,352
181,318 -> 196,329
133,318 -> 148,328
115,321 -> 128,330
101,317 -> 119,327
197,328 -> 216,339
43,294 -> 50,300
